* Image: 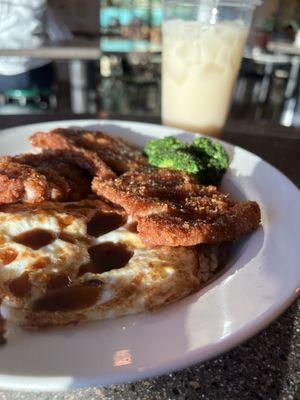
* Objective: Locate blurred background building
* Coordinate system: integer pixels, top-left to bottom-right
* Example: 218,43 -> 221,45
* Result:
0,0 -> 299,126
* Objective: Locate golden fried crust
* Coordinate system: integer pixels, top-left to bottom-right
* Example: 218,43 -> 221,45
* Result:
0,148 -> 110,204
0,198 -> 126,219
92,168 -> 208,215
92,169 -> 222,215
93,169 -> 261,246
137,201 -> 261,246
30,128 -> 147,175
14,151 -> 92,201
30,131 -> 115,181
0,161 -> 49,204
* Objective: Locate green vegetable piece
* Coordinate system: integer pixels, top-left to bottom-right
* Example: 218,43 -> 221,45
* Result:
191,137 -> 229,185
143,136 -> 229,185
150,148 -> 203,175
144,136 -> 186,157
144,136 -> 203,176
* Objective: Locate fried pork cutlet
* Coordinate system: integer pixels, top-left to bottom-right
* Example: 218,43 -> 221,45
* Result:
0,150 -> 98,204
93,169 -> 261,247
0,160 -> 52,205
30,127 -> 148,175
30,131 -> 116,181
14,151 -> 92,201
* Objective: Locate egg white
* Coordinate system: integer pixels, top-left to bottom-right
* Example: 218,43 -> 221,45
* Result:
0,205 -> 215,328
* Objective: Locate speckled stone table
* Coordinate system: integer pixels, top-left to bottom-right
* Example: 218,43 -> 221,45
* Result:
0,115 -> 299,400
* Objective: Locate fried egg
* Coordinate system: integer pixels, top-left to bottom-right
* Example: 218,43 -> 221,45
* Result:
0,200 -> 218,329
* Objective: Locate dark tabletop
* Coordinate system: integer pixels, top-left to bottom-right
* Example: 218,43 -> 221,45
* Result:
0,114 -> 299,400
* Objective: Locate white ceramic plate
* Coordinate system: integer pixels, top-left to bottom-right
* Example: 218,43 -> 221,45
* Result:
0,120 -> 299,392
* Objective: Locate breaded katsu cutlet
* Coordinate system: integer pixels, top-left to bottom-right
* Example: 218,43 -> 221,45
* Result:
93,169 -> 261,247
30,127 -> 148,175
0,153 -> 85,204
0,150 -> 101,204
0,137 -> 126,205
0,160 -> 52,205
13,151 -> 92,200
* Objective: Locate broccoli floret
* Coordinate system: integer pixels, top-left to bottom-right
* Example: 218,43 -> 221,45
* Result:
148,147 -> 203,176
191,137 -> 229,185
144,136 -> 203,177
144,136 -> 229,185
144,136 -> 186,158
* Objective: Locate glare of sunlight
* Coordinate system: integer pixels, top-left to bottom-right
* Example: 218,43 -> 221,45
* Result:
113,349 -> 133,367
209,7 -> 218,24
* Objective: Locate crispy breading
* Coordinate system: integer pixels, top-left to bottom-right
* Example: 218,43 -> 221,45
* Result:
0,198 -> 126,219
93,169 -> 261,246
13,151 -> 92,201
137,201 -> 260,246
30,128 -> 147,175
0,150 -> 101,204
30,129 -> 115,180
0,160 -> 50,204
92,168 -> 222,216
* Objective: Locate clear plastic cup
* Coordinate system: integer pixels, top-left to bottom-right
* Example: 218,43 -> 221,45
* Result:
161,0 -> 261,137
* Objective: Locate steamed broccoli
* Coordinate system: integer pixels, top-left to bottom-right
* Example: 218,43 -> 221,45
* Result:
144,136 -> 186,157
144,136 -> 229,185
144,136 -> 203,176
191,137 -> 229,185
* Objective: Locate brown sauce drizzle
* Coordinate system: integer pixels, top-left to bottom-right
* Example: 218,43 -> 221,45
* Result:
14,229 -> 56,250
0,248 -> 18,265
64,204 -> 93,210
33,282 -> 101,312
9,272 -> 31,298
127,221 -> 138,233
47,274 -> 72,291
79,242 -> 133,276
58,232 -> 76,244
87,212 -> 126,237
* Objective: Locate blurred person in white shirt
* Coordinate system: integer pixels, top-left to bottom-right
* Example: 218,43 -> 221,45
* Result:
0,0 -> 72,92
